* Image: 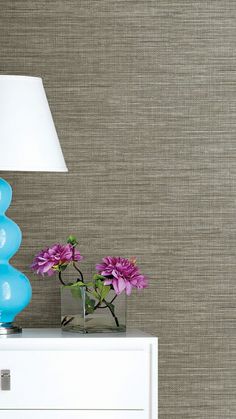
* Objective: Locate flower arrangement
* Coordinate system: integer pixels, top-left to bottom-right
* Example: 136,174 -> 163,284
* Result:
31,235 -> 148,332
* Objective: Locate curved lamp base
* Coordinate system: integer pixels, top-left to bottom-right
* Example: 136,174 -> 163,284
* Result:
0,178 -> 32,332
0,322 -> 22,335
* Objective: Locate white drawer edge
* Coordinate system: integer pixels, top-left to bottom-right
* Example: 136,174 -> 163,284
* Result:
0,409 -> 145,412
0,410 -> 146,419
0,339 -> 157,352
149,341 -> 158,419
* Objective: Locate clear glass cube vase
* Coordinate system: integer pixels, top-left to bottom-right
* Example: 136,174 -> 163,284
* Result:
61,286 -> 126,333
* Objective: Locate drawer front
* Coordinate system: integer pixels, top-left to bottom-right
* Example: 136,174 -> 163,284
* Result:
0,350 -> 149,410
0,411 -> 145,419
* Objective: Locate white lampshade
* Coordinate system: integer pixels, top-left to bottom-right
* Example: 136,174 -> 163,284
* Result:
0,75 -> 68,172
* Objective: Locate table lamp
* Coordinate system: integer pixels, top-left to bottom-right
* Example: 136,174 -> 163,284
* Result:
0,75 -> 68,334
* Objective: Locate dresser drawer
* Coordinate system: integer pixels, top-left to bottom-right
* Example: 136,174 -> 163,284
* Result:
0,411 -> 145,419
0,349 -> 149,410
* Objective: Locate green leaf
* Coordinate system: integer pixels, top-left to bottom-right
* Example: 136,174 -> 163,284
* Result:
100,285 -> 110,301
64,281 -> 85,288
63,282 -> 86,299
72,281 -> 85,287
70,286 -> 82,299
67,235 -> 78,246
54,263 -> 69,272
95,279 -> 105,290
91,290 -> 100,300
59,264 -> 69,272
93,274 -> 107,281
85,295 -> 96,314
95,279 -> 111,302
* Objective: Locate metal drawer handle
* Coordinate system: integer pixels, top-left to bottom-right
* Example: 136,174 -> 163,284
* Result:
1,369 -> 10,391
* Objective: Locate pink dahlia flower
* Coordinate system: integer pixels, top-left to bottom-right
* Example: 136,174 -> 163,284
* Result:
96,256 -> 148,296
31,243 -> 83,276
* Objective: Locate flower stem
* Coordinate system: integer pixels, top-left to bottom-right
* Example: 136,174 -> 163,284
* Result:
94,301 -> 101,310
104,299 -> 120,327
71,245 -> 84,282
61,316 -> 74,326
73,262 -> 84,282
110,295 -> 118,304
58,271 -> 66,286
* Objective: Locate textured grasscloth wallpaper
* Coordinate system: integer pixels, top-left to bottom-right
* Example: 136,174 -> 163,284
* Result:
1,0 -> 236,418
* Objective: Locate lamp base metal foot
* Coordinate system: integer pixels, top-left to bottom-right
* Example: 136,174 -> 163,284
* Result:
0,322 -> 22,335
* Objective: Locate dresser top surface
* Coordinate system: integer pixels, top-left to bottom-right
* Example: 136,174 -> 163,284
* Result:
0,328 -> 157,340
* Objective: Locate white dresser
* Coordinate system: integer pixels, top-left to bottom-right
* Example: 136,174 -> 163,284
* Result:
0,329 -> 158,419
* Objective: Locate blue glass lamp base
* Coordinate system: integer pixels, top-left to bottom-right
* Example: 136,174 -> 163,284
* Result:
0,178 -> 32,334
0,322 -> 22,335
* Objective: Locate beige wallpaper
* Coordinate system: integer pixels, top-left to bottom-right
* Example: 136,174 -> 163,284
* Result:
0,1 -> 235,418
